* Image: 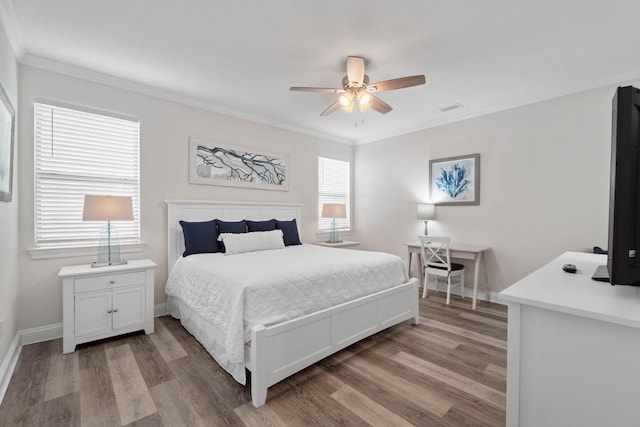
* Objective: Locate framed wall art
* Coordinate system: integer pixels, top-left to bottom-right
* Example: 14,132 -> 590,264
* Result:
189,137 -> 289,191
0,82 -> 15,202
429,153 -> 480,205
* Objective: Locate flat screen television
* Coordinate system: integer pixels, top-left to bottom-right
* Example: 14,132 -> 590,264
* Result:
597,85 -> 640,285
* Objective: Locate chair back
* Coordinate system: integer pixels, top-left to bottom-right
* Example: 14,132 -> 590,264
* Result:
419,235 -> 452,272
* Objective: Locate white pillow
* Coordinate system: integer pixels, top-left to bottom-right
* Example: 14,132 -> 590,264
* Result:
218,230 -> 285,254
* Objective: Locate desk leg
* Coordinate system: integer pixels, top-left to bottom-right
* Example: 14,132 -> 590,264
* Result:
472,252 -> 483,310
408,250 -> 425,283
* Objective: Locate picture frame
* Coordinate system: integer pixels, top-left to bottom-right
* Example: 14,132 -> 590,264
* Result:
189,137 -> 290,191
429,153 -> 480,205
0,82 -> 15,202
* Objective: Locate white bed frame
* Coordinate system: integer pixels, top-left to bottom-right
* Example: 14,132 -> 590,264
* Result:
166,199 -> 420,407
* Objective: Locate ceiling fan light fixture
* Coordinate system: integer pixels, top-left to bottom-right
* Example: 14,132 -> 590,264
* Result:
338,94 -> 352,107
290,56 -> 425,117
358,92 -> 371,106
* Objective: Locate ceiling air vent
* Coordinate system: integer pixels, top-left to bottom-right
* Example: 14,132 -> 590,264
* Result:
439,103 -> 463,113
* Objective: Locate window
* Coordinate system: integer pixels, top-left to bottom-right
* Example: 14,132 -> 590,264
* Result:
317,156 -> 351,231
34,103 -> 140,249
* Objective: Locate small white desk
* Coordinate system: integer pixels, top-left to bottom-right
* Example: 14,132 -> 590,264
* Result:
406,241 -> 489,309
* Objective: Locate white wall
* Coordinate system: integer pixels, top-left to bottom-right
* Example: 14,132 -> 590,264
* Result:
0,18 -> 18,366
17,65 -> 352,330
11,59 -> 640,332
353,81 -> 636,294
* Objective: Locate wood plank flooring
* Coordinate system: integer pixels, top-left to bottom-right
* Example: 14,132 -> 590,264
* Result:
0,292 -> 507,426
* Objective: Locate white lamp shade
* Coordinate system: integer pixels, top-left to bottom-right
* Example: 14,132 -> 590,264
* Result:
417,203 -> 436,220
321,203 -> 347,219
83,195 -> 133,221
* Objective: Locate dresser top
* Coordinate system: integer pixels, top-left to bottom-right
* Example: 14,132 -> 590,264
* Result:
58,259 -> 156,278
499,251 -> 640,328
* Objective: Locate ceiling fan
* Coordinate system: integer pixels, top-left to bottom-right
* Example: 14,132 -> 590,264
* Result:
290,56 -> 426,117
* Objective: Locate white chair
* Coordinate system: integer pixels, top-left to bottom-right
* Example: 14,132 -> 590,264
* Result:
419,235 -> 466,305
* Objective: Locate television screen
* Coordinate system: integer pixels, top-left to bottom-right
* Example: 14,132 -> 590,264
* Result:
605,86 -> 640,285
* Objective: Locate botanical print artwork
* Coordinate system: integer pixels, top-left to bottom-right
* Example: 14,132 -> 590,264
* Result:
435,162 -> 471,198
189,138 -> 289,191
430,154 -> 480,205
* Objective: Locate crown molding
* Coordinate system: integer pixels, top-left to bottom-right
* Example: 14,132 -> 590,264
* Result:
0,0 -> 24,59
11,35 -> 640,147
353,69 -> 640,145
20,53 -> 355,146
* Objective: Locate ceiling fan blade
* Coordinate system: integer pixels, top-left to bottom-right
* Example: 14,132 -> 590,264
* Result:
346,56 -> 365,87
320,100 -> 342,116
290,86 -> 345,93
367,75 -> 426,92
370,95 -> 393,114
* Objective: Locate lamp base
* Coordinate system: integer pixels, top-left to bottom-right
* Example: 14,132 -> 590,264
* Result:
91,260 -> 128,268
327,218 -> 342,244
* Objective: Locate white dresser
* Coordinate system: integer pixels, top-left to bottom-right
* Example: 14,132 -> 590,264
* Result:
499,252 -> 640,427
59,259 -> 156,353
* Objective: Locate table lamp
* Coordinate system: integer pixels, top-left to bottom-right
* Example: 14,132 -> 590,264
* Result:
83,195 -> 133,267
321,203 -> 347,243
417,203 -> 436,234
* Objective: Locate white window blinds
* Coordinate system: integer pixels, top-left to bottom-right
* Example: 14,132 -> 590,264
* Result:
318,156 -> 351,231
34,103 -> 140,248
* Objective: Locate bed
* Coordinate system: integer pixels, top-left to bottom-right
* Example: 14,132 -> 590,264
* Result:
165,200 -> 419,407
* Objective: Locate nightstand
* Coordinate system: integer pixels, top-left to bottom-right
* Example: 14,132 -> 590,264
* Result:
314,240 -> 360,249
59,259 -> 156,354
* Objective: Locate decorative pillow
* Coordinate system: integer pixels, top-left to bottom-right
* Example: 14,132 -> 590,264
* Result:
276,219 -> 302,246
246,219 -> 277,232
218,230 -> 285,254
179,220 -> 220,256
215,219 -> 247,234
215,220 -> 247,252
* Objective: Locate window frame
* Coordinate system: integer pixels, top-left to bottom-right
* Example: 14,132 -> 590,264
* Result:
30,101 -> 143,259
317,155 -> 352,234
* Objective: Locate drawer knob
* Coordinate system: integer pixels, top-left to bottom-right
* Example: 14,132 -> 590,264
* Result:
110,280 -> 115,284
113,308 -> 119,313
107,309 -> 113,314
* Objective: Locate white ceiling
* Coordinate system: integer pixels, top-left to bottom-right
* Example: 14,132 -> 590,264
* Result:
2,0 -> 640,144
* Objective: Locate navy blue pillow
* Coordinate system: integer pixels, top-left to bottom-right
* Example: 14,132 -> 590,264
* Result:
246,219 -> 277,232
216,220 -> 247,252
276,219 -> 302,246
216,219 -> 247,234
179,220 -> 220,256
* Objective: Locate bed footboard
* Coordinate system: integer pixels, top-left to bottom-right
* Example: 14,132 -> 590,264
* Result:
248,278 -> 419,407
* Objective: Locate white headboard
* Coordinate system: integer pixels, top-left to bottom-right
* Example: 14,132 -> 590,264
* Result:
165,199 -> 303,275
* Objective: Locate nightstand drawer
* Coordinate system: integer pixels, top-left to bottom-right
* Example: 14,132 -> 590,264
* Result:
74,271 -> 146,293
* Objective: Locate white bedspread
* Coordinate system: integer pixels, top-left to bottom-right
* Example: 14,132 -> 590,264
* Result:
165,244 -> 408,384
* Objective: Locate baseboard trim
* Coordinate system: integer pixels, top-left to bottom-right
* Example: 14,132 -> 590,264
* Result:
0,333 -> 21,406
154,303 -> 167,317
0,303 -> 169,405
21,323 -> 63,346
422,283 -> 506,306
